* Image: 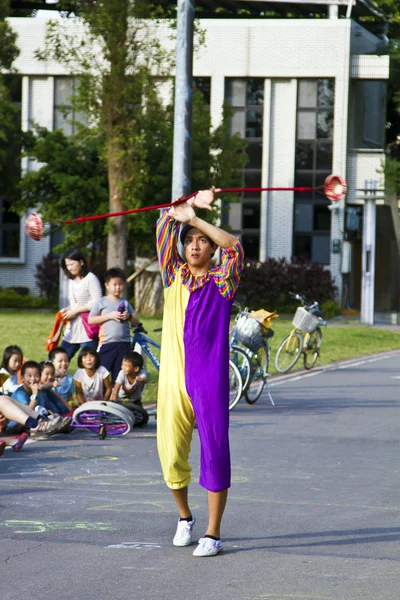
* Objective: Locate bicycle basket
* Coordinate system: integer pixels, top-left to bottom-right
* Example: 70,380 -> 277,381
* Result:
234,313 -> 268,352
292,307 -> 319,334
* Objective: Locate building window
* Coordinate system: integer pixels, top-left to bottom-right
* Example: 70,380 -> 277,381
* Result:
54,77 -> 86,135
193,77 -> 211,106
226,78 -> 264,259
294,79 -> 334,264
0,199 -> 20,258
0,76 -> 22,259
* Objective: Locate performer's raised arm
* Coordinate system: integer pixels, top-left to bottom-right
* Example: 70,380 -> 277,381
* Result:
156,206 -> 184,288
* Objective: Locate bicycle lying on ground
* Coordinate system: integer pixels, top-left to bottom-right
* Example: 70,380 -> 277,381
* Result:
229,304 -> 276,408
274,292 -> 328,374
72,401 -> 134,439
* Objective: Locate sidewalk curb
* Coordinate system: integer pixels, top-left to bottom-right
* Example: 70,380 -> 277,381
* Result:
269,348 -> 400,386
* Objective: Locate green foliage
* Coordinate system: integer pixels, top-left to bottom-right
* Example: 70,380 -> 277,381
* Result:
381,155 -> 400,197
0,287 -> 57,309
0,1 -> 19,70
0,79 -> 21,202
0,3 -> 21,203
321,299 -> 342,319
17,126 -> 109,261
372,1 -> 400,37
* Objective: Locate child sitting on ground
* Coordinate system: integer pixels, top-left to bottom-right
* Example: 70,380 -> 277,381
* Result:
88,267 -> 139,384
0,394 -> 64,453
38,360 -> 73,416
73,348 -> 111,404
48,347 -> 75,406
110,351 -> 149,427
10,361 -> 69,437
0,345 -> 23,395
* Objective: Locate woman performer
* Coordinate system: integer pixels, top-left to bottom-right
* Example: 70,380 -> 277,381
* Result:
156,187 -> 244,557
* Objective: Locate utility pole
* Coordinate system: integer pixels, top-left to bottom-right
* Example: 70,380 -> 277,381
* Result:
171,0 -> 195,201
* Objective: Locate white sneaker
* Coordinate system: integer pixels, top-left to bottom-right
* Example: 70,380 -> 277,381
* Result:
193,537 -> 223,557
173,516 -> 196,547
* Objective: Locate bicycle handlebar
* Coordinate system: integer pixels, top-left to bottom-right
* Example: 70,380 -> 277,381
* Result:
289,292 -> 320,311
132,322 -> 148,334
132,322 -> 162,335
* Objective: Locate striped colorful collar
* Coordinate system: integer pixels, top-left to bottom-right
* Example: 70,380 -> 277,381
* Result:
180,264 -> 212,292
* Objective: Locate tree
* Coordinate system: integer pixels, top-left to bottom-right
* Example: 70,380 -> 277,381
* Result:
0,1 -> 21,204
15,125 -> 109,270
16,87 -> 247,263
36,0 -> 174,269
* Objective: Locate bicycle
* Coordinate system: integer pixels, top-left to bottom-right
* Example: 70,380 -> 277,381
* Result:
274,292 -> 328,374
230,305 -> 275,407
131,323 -> 243,413
72,401 -> 134,439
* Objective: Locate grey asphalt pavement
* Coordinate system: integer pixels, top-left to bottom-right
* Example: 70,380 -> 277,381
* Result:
1,350 -> 400,600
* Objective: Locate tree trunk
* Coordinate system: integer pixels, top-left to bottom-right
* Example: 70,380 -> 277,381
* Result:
134,269 -> 164,316
107,152 -> 127,269
105,2 -> 129,270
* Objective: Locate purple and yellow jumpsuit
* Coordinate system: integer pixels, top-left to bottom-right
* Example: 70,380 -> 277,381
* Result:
156,213 -> 244,493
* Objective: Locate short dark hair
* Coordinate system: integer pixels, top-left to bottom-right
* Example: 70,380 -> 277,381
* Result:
179,225 -> 216,250
122,351 -> 143,369
2,345 -> 23,371
77,348 -> 101,370
39,360 -> 55,374
104,267 -> 126,283
48,346 -> 69,362
21,360 -> 41,376
60,249 -> 89,279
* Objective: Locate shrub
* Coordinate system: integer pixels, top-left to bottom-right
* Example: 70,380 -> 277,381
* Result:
321,299 -> 341,319
0,287 -> 57,309
237,256 -> 338,310
34,253 -> 60,301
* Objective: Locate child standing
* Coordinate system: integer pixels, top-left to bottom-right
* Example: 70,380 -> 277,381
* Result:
0,345 -> 23,395
88,267 -> 139,383
110,351 -> 149,427
73,348 -> 111,404
48,347 -> 75,405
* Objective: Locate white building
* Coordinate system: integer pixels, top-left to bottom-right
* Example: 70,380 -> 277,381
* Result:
1,1 -> 395,314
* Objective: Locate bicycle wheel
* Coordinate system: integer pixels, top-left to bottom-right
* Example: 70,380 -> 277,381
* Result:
230,345 -> 251,393
124,403 -> 150,428
245,344 -> 268,404
303,327 -> 323,370
274,332 -> 303,374
228,360 -> 243,411
73,401 -> 134,436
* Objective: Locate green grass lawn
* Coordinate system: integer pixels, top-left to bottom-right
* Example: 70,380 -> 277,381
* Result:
0,310 -> 399,404
267,321 -> 400,374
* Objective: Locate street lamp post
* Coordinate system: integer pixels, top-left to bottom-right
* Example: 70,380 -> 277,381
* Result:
361,179 -> 377,325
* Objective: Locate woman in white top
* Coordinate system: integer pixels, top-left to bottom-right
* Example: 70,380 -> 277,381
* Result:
60,249 -> 102,360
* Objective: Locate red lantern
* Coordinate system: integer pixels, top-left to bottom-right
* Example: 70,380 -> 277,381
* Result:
324,174 -> 347,203
24,212 -> 44,241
